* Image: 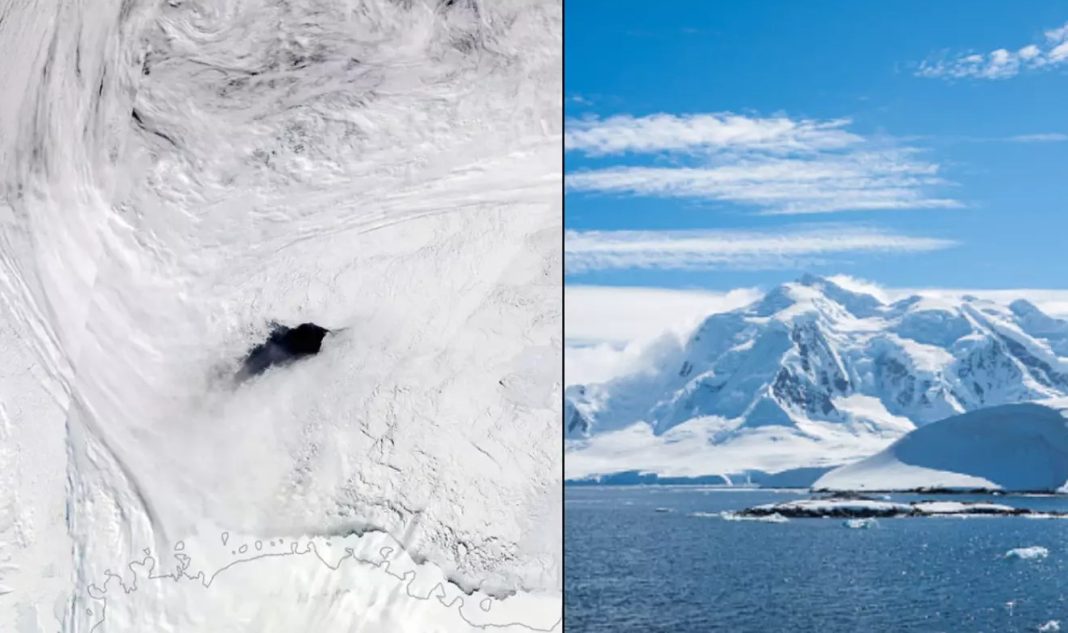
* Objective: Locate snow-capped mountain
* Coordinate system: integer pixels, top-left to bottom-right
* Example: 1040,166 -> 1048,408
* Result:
566,275 -> 1068,456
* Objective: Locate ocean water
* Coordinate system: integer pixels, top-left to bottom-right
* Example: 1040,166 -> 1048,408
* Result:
565,487 -> 1068,632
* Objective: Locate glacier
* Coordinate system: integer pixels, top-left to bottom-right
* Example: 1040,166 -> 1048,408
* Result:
815,402 -> 1068,493
0,0 -> 561,631
566,274 -> 1068,483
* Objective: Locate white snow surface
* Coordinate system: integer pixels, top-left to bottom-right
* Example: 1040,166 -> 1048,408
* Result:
751,499 -> 910,514
816,402 -> 1068,492
567,274 -> 1068,480
912,501 -> 1016,514
565,416 -> 888,480
0,0 -> 561,630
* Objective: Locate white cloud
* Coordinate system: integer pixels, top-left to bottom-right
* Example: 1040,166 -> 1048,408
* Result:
1007,133 -> 1068,143
565,114 -> 957,214
567,151 -> 959,214
565,113 -> 859,156
918,21 -> 1068,80
565,227 -> 957,274
565,285 -> 760,343
564,285 -> 760,385
565,338 -> 676,387
823,274 -> 894,302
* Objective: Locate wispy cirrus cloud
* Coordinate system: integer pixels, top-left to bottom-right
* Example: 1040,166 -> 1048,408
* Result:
1006,133 -> 1068,143
565,226 -> 956,274
567,151 -> 959,215
565,113 -> 860,155
918,21 -> 1068,80
565,113 -> 958,214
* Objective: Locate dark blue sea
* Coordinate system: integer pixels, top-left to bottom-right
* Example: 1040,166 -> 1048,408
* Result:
565,487 -> 1068,632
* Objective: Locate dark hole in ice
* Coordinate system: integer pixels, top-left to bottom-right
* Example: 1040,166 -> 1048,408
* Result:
240,323 -> 329,378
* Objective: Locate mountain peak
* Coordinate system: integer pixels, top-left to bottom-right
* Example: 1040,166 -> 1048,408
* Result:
796,272 -> 830,287
567,282 -> 1068,453
1010,299 -> 1041,316
750,274 -> 883,319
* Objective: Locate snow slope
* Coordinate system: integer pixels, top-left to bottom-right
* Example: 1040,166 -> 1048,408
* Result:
0,0 -> 561,630
566,275 -> 1068,479
815,402 -> 1068,492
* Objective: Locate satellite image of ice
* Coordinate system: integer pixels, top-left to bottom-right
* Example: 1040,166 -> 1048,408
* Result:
0,0 -> 562,630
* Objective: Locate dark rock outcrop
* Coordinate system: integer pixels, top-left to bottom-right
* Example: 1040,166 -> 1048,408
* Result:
736,496 -> 1045,519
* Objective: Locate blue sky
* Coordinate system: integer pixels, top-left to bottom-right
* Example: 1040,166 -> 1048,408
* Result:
565,0 -> 1068,291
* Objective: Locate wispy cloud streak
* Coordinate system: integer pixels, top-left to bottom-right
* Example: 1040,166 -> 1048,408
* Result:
565,113 -> 859,155
568,151 -> 959,215
1007,133 -> 1068,143
918,22 -> 1068,79
566,227 -> 957,273
565,113 -> 957,214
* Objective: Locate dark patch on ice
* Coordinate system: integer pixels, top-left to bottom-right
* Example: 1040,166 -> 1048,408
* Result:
131,108 -> 177,146
238,323 -> 329,379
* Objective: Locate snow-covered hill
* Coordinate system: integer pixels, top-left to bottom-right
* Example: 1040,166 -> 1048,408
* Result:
566,275 -> 1068,479
815,401 -> 1068,492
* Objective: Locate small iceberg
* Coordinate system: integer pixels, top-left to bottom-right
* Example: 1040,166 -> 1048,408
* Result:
1004,546 -> 1049,561
720,511 -> 789,523
844,518 -> 878,529
1039,621 -> 1060,632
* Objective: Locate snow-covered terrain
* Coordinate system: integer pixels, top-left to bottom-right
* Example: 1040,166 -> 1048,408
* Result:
815,402 -> 1068,492
0,0 -> 561,631
567,275 -> 1068,481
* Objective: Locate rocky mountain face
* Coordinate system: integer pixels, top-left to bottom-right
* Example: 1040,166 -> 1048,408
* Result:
566,275 -> 1068,443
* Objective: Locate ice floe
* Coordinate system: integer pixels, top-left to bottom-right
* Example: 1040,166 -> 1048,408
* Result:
1004,546 -> 1049,560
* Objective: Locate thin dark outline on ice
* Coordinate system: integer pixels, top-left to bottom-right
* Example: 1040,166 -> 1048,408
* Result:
85,534 -> 561,632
